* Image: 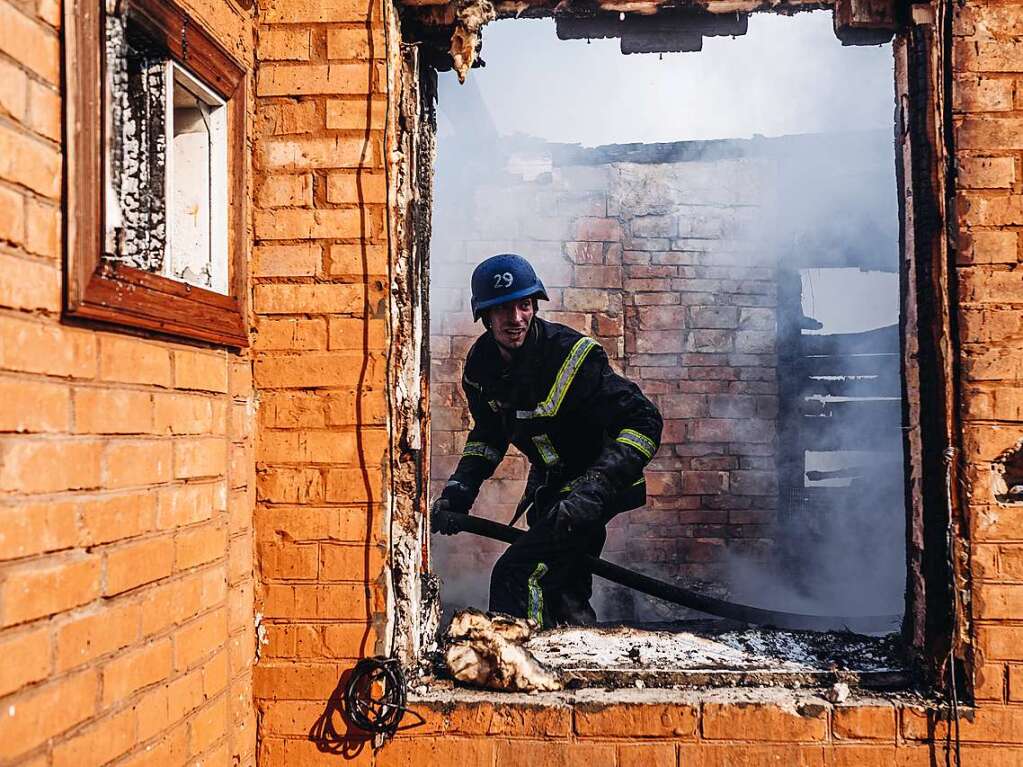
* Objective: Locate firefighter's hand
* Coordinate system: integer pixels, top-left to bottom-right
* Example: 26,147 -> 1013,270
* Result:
552,472 -> 611,538
430,497 -> 467,535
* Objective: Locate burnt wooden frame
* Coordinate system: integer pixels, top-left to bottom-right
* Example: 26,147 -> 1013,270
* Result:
63,0 -> 248,348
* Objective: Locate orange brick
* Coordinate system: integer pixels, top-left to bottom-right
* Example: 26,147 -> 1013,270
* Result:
157,481 -> 224,529
175,613 -> 228,670
0,499 -> 76,560
258,541 -> 318,579
254,352 -> 386,390
955,76 -> 1014,113
256,100 -> 321,138
257,173 -> 313,208
0,317 -> 97,379
294,623 -> 375,660
259,26 -> 310,60
0,184 -> 25,244
227,579 -> 253,633
252,243 -> 321,277
0,251 -> 59,310
958,230 -> 1018,265
24,196 -> 59,258
575,702 -> 698,738
175,523 -> 226,570
175,437 -> 228,479
74,388 -> 154,434
80,491 -> 157,545
325,97 -> 386,130
325,170 -> 386,204
140,574 -> 204,638
56,601 -> 139,671
618,743 -> 675,767
678,743 -> 825,767
190,696 -> 229,755
0,670 -> 97,761
0,3 -> 60,84
325,242 -> 388,278
257,699 -> 326,736
119,723 -> 189,767
325,465 -> 384,502
959,157 -> 1017,189
260,583 -> 378,620
702,702 -> 827,742
98,336 -> 172,387
105,535 -> 175,595
0,57 -> 28,122
104,439 -> 173,488
1,555 -> 100,626
0,122 -> 60,197
253,284 -> 366,317
166,667 -> 205,723
251,662 -> 343,703
327,317 -> 387,350
833,704 -> 896,740
174,350 -> 229,393
0,377 -> 68,433
254,135 -> 377,172
975,584 -> 1023,620
492,741 -> 613,767
0,626 -> 51,697
153,393 -> 216,435
134,684 -> 170,741
902,705 -> 1023,742
254,505 -> 374,544
256,63 -> 374,96
318,543 -> 385,581
253,318 -> 328,351
203,649 -> 229,698
259,0 -> 379,23
0,437 -> 101,492
326,28 -> 386,60
256,466 -> 325,503
101,638 -> 172,706
1009,666 -> 1023,702
52,706 -> 136,767
26,78 -> 59,141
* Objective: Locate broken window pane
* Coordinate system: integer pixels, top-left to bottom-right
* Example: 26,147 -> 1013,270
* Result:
103,13 -> 229,294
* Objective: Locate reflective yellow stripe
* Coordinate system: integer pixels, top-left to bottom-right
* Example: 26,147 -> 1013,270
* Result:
616,428 -> 656,461
516,337 -> 599,419
462,441 -> 504,464
531,434 -> 560,467
527,562 -> 548,628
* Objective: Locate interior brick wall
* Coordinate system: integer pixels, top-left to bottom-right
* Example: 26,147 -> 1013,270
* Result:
0,0 -> 257,764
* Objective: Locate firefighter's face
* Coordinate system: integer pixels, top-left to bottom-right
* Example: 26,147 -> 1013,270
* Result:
487,298 -> 535,350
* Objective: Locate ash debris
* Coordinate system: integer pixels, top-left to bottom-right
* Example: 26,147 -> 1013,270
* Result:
443,609 -> 562,692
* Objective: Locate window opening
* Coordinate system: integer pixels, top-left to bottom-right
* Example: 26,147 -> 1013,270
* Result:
423,11 -> 910,686
104,15 -> 229,294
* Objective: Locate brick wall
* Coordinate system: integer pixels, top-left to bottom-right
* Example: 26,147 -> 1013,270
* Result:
0,0 -> 257,764
250,0 -> 392,762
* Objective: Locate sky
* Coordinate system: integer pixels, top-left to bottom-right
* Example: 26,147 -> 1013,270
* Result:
436,11 -> 896,147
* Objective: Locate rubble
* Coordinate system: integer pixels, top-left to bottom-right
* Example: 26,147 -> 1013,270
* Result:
444,609 -> 562,691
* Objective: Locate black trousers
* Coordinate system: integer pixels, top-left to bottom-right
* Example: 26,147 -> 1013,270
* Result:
488,513 -> 607,628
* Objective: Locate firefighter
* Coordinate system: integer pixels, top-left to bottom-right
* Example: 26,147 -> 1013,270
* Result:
431,253 -> 663,627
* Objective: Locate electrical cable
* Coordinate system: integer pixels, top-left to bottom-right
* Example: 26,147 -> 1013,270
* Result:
943,445 -> 962,767
341,656 -> 410,738
435,509 -> 902,633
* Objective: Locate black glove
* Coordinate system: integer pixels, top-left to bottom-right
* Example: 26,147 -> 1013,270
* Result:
430,480 -> 474,535
552,471 -> 614,539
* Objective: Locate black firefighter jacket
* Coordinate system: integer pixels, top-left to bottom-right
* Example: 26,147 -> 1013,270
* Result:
447,317 -> 664,523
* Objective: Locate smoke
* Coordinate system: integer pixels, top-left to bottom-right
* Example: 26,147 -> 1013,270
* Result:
429,12 -> 903,627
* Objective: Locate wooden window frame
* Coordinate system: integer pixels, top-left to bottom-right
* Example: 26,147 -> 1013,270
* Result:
63,0 -> 248,348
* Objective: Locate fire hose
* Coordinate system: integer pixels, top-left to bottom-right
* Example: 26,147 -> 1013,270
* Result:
434,510 -> 901,633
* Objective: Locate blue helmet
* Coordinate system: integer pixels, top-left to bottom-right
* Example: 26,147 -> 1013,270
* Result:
470,254 -> 549,321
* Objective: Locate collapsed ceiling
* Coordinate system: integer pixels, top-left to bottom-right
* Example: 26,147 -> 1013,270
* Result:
398,0 -> 901,80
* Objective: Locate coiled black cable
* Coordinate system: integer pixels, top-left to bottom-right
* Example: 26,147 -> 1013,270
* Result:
341,656 -> 409,738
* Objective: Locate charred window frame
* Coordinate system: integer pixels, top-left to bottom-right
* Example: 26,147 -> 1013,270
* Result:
63,0 -> 248,348
387,2 -> 965,692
